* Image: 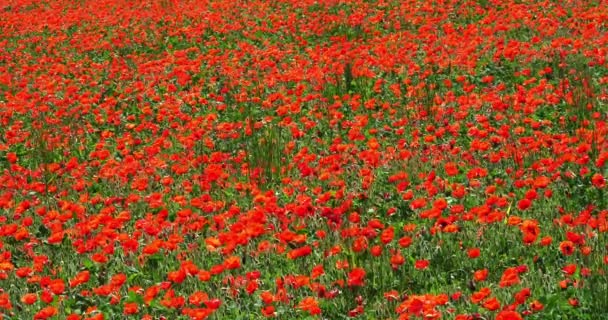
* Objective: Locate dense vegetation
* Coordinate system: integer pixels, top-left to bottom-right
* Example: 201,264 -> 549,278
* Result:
0,0 -> 606,319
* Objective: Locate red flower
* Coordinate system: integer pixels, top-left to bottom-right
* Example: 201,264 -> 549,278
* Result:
21,293 -> 37,305
370,245 -> 382,257
444,162 -> 459,176
123,302 -> 138,315
34,306 -> 57,319
483,297 -> 501,311
530,300 -> 544,312
297,297 -> 321,315
468,248 -> 480,259
517,198 -> 531,211
474,269 -> 488,282
562,264 -> 577,276
204,298 -> 222,309
514,288 -> 531,304
6,152 -> 17,164
499,267 -> 520,287
414,259 -> 430,270
311,265 -> 324,279
390,252 -> 405,269
287,246 -> 312,259
49,279 -> 65,295
591,173 -> 605,188
559,241 -> 575,256
347,267 -> 366,287
398,236 -> 413,248
168,269 -> 187,284
471,287 -> 491,304
224,256 -> 241,270
261,305 -> 276,317
496,310 -> 523,320
380,226 -> 394,244
111,273 -> 127,288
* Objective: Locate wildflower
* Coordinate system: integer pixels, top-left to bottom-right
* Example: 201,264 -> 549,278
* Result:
496,310 -> 523,320
297,297 -> 321,315
21,293 -> 38,305
287,246 -> 312,259
499,267 -> 520,287
468,248 -> 480,258
123,302 -> 138,315
473,269 -> 489,282
34,306 -> 57,319
483,297 -> 501,311
347,268 -> 366,287
414,259 -> 430,270
559,241 -> 575,256
562,264 -> 577,276
224,255 -> 241,270
591,173 -> 605,188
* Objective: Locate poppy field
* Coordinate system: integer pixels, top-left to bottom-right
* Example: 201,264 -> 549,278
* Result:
0,0 -> 607,319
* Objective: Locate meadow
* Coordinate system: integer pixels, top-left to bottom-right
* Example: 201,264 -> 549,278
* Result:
0,0 -> 607,319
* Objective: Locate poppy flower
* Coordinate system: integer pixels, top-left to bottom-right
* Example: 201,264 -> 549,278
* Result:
483,297 -> 501,311
390,252 -> 405,269
559,241 -> 575,256
562,264 -> 577,276
370,245 -> 383,257
514,288 -> 531,304
21,293 -> 37,305
517,199 -> 531,211
471,287 -> 491,304
540,236 -> 553,246
297,297 -> 321,315
287,246 -> 312,259
414,259 -> 430,270
468,248 -> 480,258
123,302 -> 138,315
474,269 -> 489,282
49,279 -> 66,295
530,300 -> 544,311
34,306 -> 58,319
347,268 -> 366,287
261,305 -> 276,317
496,310 -> 523,320
499,267 -> 520,287
591,173 -> 605,188
224,256 -> 241,270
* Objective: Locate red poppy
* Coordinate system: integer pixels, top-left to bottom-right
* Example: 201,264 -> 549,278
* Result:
348,268 -> 366,287
21,293 -> 37,305
483,297 -> 501,311
496,310 -> 523,320
562,264 -> 577,276
414,259 -> 430,270
471,287 -> 491,304
591,173 -> 605,188
123,302 -> 138,315
517,198 -> 531,211
390,252 -> 405,269
468,248 -> 481,258
500,267 -> 521,287
297,297 -> 321,315
224,256 -> 241,270
514,288 -> 531,304
559,241 -> 575,256
34,306 -> 57,320
370,245 -> 383,257
474,269 -> 489,282
261,305 -> 276,317
287,246 -> 312,259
